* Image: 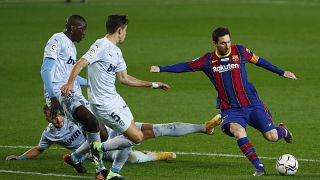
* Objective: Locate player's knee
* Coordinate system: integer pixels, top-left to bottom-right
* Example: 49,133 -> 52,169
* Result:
227,123 -> 246,138
264,131 -> 278,142
131,131 -> 144,144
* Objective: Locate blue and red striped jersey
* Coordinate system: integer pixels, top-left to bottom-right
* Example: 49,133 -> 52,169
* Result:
160,45 -> 284,110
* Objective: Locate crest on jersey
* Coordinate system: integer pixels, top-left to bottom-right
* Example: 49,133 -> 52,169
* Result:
232,55 -> 239,61
69,125 -> 74,131
88,48 -> 96,57
50,44 -> 57,53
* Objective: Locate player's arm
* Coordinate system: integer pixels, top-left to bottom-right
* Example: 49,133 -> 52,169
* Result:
40,57 -> 56,98
150,62 -> 192,73
243,47 -> 297,80
61,58 -> 89,96
117,70 -> 170,90
6,146 -> 45,160
40,57 -> 61,119
151,54 -> 209,73
76,76 -> 88,87
255,58 -> 297,80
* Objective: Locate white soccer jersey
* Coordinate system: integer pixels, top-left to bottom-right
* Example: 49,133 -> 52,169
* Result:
38,118 -> 86,152
43,32 -> 82,97
83,37 -> 127,105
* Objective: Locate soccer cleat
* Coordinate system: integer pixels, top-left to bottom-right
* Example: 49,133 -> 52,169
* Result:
153,152 -> 176,161
96,169 -> 109,180
63,154 -> 87,173
278,123 -> 293,143
90,141 -> 104,170
107,170 -> 125,180
205,114 -> 223,135
253,169 -> 266,176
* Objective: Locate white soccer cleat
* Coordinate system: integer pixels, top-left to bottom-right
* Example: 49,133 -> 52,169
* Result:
253,169 -> 266,176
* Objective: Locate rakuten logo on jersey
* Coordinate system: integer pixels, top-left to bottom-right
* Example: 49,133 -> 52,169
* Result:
212,63 -> 239,73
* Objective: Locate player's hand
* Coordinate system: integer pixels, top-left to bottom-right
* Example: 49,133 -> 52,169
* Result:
283,71 -> 297,80
150,66 -> 160,73
151,82 -> 171,91
6,155 -> 19,160
60,83 -> 74,97
50,97 -> 60,120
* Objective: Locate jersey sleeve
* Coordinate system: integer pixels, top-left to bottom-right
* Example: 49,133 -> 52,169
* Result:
240,45 -> 284,76
115,50 -> 127,72
43,36 -> 61,60
38,130 -> 53,150
83,42 -> 104,64
159,53 -> 209,73
188,53 -> 209,71
241,46 -> 260,64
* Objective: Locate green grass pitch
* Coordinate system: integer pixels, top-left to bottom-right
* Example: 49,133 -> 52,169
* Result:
0,0 -> 320,179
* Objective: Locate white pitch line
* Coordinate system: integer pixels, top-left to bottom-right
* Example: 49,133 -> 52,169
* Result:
174,151 -> 320,163
1,145 -> 320,163
0,169 -> 91,179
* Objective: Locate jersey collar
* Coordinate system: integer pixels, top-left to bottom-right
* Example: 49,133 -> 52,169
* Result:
215,47 -> 231,58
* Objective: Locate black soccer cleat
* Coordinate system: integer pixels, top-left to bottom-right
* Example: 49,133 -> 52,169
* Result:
96,169 -> 109,180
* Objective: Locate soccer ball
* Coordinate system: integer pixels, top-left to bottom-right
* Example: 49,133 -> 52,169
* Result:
276,154 -> 298,175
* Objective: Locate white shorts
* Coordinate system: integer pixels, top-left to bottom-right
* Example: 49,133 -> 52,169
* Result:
45,91 -> 91,122
90,97 -> 133,134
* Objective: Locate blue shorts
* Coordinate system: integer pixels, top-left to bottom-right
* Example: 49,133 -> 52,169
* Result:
220,102 -> 275,137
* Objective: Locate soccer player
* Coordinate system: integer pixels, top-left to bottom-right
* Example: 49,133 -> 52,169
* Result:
6,105 -> 222,175
40,14 -> 107,178
65,113 -> 221,175
60,15 -> 170,179
150,27 -> 297,176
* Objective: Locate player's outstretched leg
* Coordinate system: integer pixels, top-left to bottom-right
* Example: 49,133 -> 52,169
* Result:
63,154 -> 87,173
127,150 -> 176,163
277,123 -> 293,143
205,114 -> 222,135
150,152 -> 176,161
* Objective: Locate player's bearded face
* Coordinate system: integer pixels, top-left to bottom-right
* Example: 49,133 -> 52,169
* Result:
215,35 -> 231,56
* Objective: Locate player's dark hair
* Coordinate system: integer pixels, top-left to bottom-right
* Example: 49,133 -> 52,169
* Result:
106,15 -> 128,34
43,104 -> 49,114
65,14 -> 86,31
212,27 -> 230,43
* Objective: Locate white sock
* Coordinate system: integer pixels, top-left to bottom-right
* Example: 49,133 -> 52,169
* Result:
86,131 -> 101,144
102,135 -> 136,151
153,122 -> 205,137
71,142 -> 90,164
127,150 -> 155,163
75,142 -> 90,156
110,147 -> 131,172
